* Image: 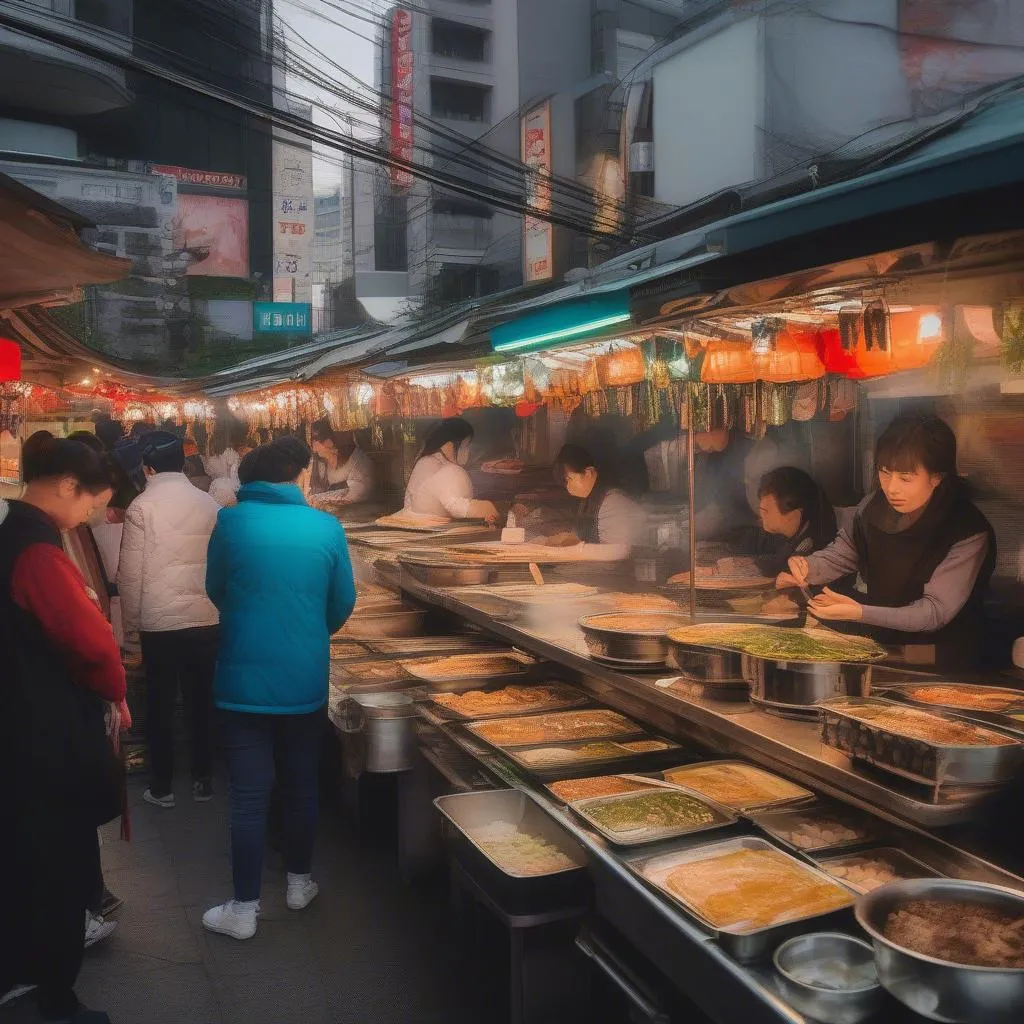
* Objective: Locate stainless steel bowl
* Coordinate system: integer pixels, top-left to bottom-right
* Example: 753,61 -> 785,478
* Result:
400,559 -> 494,587
856,878 -> 1024,1022
578,612 -> 691,666
744,657 -> 872,707
666,641 -> 743,681
338,606 -> 426,639
773,932 -> 882,1024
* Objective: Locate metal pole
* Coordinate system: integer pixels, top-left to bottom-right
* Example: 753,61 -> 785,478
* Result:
686,383 -> 697,621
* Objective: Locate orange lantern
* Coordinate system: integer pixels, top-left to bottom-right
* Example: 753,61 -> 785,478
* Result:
700,339 -> 756,384
756,327 -> 826,383
597,345 -> 646,387
0,338 -> 22,382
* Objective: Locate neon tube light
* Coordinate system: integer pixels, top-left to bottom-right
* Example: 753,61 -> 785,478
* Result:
493,311 -> 631,353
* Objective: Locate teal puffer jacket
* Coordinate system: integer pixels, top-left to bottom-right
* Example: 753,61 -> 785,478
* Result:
206,482 -> 355,715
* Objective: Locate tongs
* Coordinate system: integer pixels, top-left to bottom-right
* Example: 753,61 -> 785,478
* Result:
794,582 -> 815,629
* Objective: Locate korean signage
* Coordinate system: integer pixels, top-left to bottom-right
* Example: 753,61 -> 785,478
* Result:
521,101 -> 553,284
390,8 -> 414,190
272,137 -> 314,304
253,302 -> 312,335
152,165 -> 246,190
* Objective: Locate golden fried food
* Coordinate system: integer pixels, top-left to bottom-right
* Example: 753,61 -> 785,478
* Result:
583,613 -> 686,633
619,739 -> 670,753
431,684 -> 581,718
547,776 -> 661,802
401,653 -> 530,682
839,704 -> 1016,746
907,686 -> 1022,713
664,849 -> 852,930
663,763 -> 809,810
603,594 -> 681,612
472,710 -> 638,747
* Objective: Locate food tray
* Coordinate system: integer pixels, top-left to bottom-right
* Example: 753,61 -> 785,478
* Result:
336,605 -> 426,639
876,682 -> 1024,730
424,682 -> 590,722
399,651 -> 538,691
459,582 -> 600,605
814,846 -> 943,895
667,623 -> 887,664
545,774 -> 668,805
628,836 -> 855,963
448,541 -> 627,564
434,790 -> 587,881
329,659 -> 414,687
746,801 -> 880,855
572,785 -> 737,847
364,636 -> 503,657
658,760 -> 814,812
467,709 -> 644,748
502,736 -> 682,778
817,697 -> 1024,787
328,640 -> 371,660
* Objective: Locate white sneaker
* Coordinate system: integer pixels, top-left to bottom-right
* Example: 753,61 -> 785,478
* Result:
202,900 -> 259,940
143,789 -> 175,809
286,874 -> 319,911
84,911 -> 117,949
0,984 -> 36,1008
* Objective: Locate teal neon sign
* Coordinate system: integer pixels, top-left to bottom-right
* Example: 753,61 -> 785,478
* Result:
491,292 -> 631,354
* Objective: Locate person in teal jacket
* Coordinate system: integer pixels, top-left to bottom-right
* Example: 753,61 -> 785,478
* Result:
201,436 -> 355,941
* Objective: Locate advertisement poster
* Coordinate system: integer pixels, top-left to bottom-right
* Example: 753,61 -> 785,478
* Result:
173,195 -> 250,278
390,8 -> 414,190
521,101 -> 553,283
272,138 -> 314,304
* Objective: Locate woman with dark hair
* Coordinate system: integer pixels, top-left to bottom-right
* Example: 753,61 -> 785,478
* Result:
202,436 -> 356,941
402,417 -> 499,525
548,444 -> 644,557
779,413 -> 995,669
754,466 -> 837,577
0,434 -> 124,1022
309,419 -> 374,505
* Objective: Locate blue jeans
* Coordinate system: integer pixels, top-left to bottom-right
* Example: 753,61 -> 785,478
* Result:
219,709 -> 324,902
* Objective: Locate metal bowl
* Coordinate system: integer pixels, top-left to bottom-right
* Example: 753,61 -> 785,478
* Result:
578,612 -> 691,667
773,932 -> 882,1024
400,559 -> 494,587
856,878 -> 1024,1022
337,606 -> 426,639
666,641 -> 743,682
744,657 -> 872,708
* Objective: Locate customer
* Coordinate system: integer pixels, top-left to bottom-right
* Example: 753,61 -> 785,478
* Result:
118,430 -> 220,807
203,436 -> 355,940
0,434 -> 124,1023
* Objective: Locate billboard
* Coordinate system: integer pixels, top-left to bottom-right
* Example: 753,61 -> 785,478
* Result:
173,194 -> 250,278
390,8 -> 414,190
272,134 -> 314,304
521,101 -> 553,284
152,165 -> 246,190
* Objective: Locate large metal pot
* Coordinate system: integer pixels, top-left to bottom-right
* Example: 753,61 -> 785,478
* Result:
666,641 -> 744,682
578,612 -> 691,668
344,692 -> 418,773
856,878 -> 1024,1022
338,605 -> 426,639
400,559 -> 494,587
744,656 -> 871,708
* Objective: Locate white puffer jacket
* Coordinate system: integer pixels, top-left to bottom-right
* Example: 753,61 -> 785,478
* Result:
118,472 -> 220,634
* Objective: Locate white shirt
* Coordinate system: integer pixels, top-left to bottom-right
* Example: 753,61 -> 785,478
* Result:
403,451 -> 474,520
596,489 -> 645,548
320,446 -> 374,504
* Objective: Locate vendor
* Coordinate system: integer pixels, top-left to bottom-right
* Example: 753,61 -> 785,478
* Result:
753,466 -> 837,577
778,413 -> 995,669
403,418 -> 499,525
546,444 -> 644,558
691,428 -> 757,541
310,420 -> 374,505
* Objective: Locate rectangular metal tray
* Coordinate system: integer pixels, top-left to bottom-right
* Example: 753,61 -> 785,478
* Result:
501,736 -> 683,779
813,846 -> 944,895
329,659 -> 414,687
467,709 -> 644,748
626,835 -> 855,963
399,651 -> 538,690
745,800 -> 881,856
818,696 -> 1024,786
875,682 -> 1024,733
571,785 -> 738,847
363,636 -> 503,656
655,760 -> 815,813
423,682 -> 591,722
433,789 -> 587,879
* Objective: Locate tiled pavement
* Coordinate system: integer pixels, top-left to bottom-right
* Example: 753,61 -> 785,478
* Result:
4,773 -> 475,1024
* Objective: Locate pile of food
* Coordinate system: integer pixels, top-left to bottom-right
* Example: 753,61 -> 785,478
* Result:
401,653 -> 532,683
471,821 -> 579,876
667,624 -> 886,663
582,613 -> 689,634
430,684 -> 584,719
829,703 -> 1016,747
514,742 -> 644,768
471,709 -> 638,747
375,511 -> 451,530
663,762 -> 810,811
905,685 -> 1023,714
601,593 -> 682,613
621,739 -> 672,753
547,775 -> 661,803
329,641 -> 369,660
658,848 -> 852,930
883,899 -> 1024,968
481,458 -> 525,475
760,811 -> 870,851
822,851 -> 934,894
582,791 -> 719,835
332,660 -> 410,684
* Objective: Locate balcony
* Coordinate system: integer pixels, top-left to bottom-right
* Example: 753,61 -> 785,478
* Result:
0,0 -> 132,117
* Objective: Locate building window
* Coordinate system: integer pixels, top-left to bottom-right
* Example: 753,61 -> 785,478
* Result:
431,19 -> 488,62
430,79 -> 490,123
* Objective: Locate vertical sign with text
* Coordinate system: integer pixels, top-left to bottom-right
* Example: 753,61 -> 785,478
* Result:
522,101 -> 553,283
390,9 -> 414,191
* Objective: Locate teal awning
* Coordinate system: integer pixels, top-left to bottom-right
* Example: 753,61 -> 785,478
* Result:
490,291 -> 632,354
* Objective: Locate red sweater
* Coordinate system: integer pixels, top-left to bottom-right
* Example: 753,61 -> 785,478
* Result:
11,543 -> 126,703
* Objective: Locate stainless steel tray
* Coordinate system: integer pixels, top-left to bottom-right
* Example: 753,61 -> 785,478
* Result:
336,605 -> 426,639
818,696 -> 1024,787
501,736 -> 683,779
813,846 -> 943,895
400,651 -> 540,693
571,784 -> 737,847
466,709 -> 646,748
745,801 -> 881,856
433,789 -> 587,879
329,659 -> 414,687
627,835 -> 855,963
656,759 -> 815,813
364,636 -> 503,656
875,682 -> 1024,733
423,682 -> 590,722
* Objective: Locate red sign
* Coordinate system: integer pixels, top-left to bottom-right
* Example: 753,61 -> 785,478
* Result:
390,9 -> 414,190
152,165 -> 247,190
278,221 -> 307,236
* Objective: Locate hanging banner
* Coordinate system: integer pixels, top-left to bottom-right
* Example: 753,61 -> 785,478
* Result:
272,134 -> 314,304
390,8 -> 414,190
522,101 -> 553,283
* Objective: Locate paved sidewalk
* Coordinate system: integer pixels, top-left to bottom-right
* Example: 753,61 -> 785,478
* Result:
4,775 -> 473,1024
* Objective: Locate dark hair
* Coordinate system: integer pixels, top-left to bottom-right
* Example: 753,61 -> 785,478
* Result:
310,418 -> 344,448
22,432 -> 113,494
238,436 -> 312,485
128,420 -> 156,441
758,466 -> 837,550
420,418 -> 473,458
67,430 -> 105,454
139,430 -> 186,473
554,443 -> 620,489
875,413 -> 957,476
92,415 -> 124,452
